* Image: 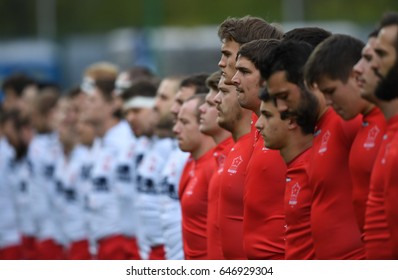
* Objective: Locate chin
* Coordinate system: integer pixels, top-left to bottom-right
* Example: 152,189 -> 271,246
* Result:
178,145 -> 189,153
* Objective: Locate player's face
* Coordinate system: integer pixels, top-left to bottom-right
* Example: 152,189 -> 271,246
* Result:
214,77 -> 243,132
154,79 -> 177,119
85,88 -> 111,126
232,55 -> 263,112
199,89 -> 221,135
317,75 -> 368,120
154,79 -> 178,127
170,86 -> 196,121
2,119 -> 19,148
256,100 -> 289,150
267,71 -> 302,114
373,25 -> 398,78
125,107 -> 157,137
353,37 -> 381,102
173,99 -> 202,153
218,39 -> 241,85
55,98 -> 76,145
76,114 -> 96,147
373,25 -> 398,101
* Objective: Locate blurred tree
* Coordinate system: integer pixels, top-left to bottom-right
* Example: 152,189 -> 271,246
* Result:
0,0 -> 397,38
0,0 -> 35,37
305,0 -> 398,23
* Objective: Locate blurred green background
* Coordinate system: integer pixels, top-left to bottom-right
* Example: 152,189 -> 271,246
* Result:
0,0 -> 397,38
0,0 -> 397,90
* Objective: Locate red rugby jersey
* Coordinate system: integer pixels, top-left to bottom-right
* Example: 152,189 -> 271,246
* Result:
206,137 -> 234,259
180,149 -> 216,260
365,114 -> 398,259
178,156 -> 194,200
384,114 -> 398,259
218,133 -> 254,259
349,107 -> 386,232
243,131 -> 287,260
309,108 -> 365,259
285,147 -> 315,260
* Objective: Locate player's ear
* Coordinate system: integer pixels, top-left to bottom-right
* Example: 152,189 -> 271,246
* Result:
287,117 -> 298,130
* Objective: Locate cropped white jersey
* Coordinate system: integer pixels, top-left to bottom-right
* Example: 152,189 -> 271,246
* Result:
114,139 -> 139,237
86,123 -> 131,241
103,120 -> 135,149
135,137 -> 174,248
130,136 -> 153,259
159,143 -> 189,260
7,156 -> 35,238
53,145 -> 89,244
28,133 -> 64,244
0,137 -> 20,248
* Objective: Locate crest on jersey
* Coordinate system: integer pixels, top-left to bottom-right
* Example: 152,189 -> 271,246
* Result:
289,182 -> 301,206
228,156 -> 243,174
364,125 -> 380,149
318,130 -> 331,154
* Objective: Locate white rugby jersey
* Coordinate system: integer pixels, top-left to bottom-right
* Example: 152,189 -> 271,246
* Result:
0,137 -> 20,248
28,133 -> 64,244
114,140 -> 138,238
135,137 -> 174,251
130,136 -> 152,259
159,143 -> 189,260
75,144 -> 96,254
103,120 -> 135,149
7,156 -> 35,238
86,122 -> 132,241
53,145 -> 89,244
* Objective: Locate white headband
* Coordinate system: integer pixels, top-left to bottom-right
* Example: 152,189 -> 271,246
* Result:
123,96 -> 155,110
81,76 -> 96,96
114,77 -> 132,96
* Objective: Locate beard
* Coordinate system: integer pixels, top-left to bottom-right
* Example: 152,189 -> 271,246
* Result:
15,143 -> 28,160
156,113 -> 174,131
375,60 -> 398,101
112,108 -> 123,119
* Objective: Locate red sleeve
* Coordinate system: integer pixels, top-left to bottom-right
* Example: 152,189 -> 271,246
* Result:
384,136 -> 398,258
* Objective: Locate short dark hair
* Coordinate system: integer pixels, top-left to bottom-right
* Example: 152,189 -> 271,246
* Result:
283,27 -> 332,48
305,34 -> 364,86
205,71 -> 222,92
238,39 -> 280,73
121,79 -> 158,101
218,16 -> 283,45
66,86 -> 82,99
34,88 -> 59,116
2,73 -> 35,96
378,11 -> 398,28
180,73 -> 209,94
185,93 -> 207,122
261,40 -> 313,88
95,78 -> 116,102
259,87 -> 318,135
1,108 -> 30,130
377,12 -> 398,52
368,29 -> 379,38
258,87 -> 273,103
1,109 -> 31,159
